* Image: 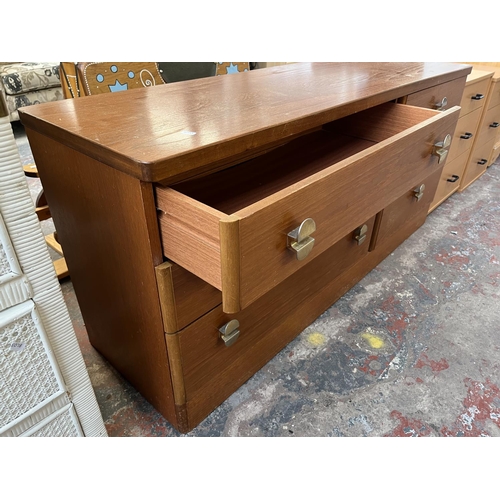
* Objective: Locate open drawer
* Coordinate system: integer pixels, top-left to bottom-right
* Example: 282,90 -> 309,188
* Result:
156,102 -> 460,313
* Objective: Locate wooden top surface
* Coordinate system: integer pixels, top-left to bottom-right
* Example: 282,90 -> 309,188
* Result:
462,63 -> 500,81
470,64 -> 500,82
466,68 -> 495,84
19,62 -> 471,183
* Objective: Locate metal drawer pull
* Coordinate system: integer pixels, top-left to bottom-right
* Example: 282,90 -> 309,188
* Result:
447,175 -> 460,183
432,134 -> 452,164
353,224 -> 368,245
490,122 -> 499,128
471,94 -> 484,100
413,184 -> 425,201
434,97 -> 448,110
478,159 -> 488,165
219,319 -> 240,347
460,132 -> 473,139
287,218 -> 316,261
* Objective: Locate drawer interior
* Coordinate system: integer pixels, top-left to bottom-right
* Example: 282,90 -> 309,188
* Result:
165,102 -> 440,215
155,101 -> 457,312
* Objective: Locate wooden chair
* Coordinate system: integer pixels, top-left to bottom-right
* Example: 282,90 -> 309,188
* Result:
215,62 -> 250,75
27,63 -> 166,280
23,164 -> 69,279
60,62 -> 165,97
60,62 -> 250,96
37,62 -> 248,279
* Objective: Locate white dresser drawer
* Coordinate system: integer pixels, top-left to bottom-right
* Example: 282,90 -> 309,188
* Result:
0,300 -> 67,435
20,403 -> 83,437
0,213 -> 31,312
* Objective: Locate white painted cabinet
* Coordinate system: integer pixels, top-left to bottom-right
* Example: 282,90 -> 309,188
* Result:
0,113 -> 106,437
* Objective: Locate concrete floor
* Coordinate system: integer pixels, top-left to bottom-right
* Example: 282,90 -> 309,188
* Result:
14,121 -> 500,437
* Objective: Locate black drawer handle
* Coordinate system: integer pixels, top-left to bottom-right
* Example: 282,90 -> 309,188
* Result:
471,94 -> 484,100
478,159 -> 487,165
490,122 -> 499,128
460,132 -> 473,139
447,175 -> 460,183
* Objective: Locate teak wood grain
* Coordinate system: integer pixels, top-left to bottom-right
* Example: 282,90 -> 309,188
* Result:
18,63 -> 471,184
155,261 -> 222,333
169,216 -> 376,428
403,77 -> 467,110
156,103 -> 461,312
19,62 -> 471,434
23,129 -> 179,427
170,167 -> 441,430
157,190 -> 223,289
169,133 -> 375,214
373,167 -> 442,248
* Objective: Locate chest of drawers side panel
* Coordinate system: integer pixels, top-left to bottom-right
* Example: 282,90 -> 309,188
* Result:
23,128 -> 178,427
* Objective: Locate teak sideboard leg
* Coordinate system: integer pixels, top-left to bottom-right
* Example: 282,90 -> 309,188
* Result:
24,129 -> 179,429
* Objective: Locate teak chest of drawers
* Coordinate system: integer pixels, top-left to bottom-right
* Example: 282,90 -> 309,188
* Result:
19,62 -> 471,433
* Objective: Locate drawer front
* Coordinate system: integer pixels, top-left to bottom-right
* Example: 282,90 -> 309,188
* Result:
429,151 -> 469,212
0,213 -> 32,312
447,107 -> 482,162
157,103 -> 461,313
373,168 -> 442,247
405,77 -> 466,110
20,404 -> 83,437
460,77 -> 491,117
156,260 -> 222,334
476,103 -> 500,147
490,141 -> 500,166
459,138 -> 496,191
169,217 -> 376,429
0,301 -> 66,434
488,80 -> 500,110
0,392 -> 71,437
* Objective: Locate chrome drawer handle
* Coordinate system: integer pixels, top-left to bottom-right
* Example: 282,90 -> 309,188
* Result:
460,132 -> 473,139
219,319 -> 240,347
490,122 -> 499,128
434,97 -> 448,110
432,134 -> 452,164
413,184 -> 425,201
447,175 -> 459,183
471,94 -> 484,100
287,218 -> 316,261
478,159 -> 488,165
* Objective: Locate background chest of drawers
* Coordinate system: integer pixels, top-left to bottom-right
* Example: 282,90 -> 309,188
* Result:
19,63 -> 471,433
458,64 -> 500,192
428,68 -> 493,212
0,97 -> 106,437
